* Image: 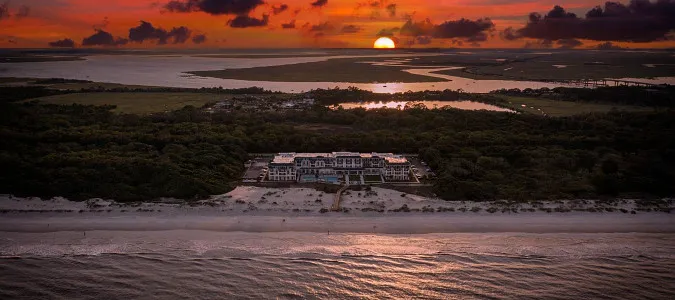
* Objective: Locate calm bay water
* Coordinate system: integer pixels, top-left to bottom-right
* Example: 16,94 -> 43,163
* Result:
0,54 -> 565,93
1,231 -> 674,299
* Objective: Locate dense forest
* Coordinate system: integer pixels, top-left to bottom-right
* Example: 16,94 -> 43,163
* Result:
1,86 -> 674,201
493,86 -> 675,107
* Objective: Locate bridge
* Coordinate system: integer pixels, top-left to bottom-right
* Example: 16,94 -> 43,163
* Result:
544,78 -> 664,88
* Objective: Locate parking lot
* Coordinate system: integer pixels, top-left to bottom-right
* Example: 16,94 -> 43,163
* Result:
242,157 -> 270,182
407,156 -> 433,179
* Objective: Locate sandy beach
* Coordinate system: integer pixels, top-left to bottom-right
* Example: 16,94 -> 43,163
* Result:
1,186 -> 673,234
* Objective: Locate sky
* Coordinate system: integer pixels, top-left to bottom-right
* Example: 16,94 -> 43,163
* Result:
1,0 -> 674,49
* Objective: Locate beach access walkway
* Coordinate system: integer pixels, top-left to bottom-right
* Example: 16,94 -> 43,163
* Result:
331,184 -> 349,211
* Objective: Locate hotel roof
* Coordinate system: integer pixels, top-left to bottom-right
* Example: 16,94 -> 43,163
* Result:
270,152 -> 409,165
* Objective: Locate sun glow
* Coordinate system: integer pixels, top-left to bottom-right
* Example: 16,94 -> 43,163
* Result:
374,37 -> 396,49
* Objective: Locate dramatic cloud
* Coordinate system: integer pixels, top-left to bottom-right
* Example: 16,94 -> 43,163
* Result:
129,21 -> 168,44
376,27 -> 399,37
164,0 -> 265,15
415,35 -> 432,45
272,4 -> 288,15
227,14 -> 269,28
310,0 -> 328,8
192,34 -> 207,44
507,1 -> 675,43
128,21 -> 194,44
168,26 -> 192,43
309,22 -> 334,32
400,18 -> 494,42
433,18 -> 494,39
596,41 -> 624,50
341,25 -> 362,34
400,18 -> 434,37
82,30 -> 128,47
500,26 -> 518,41
557,38 -> 582,49
48,38 -> 75,48
523,39 -> 553,49
281,20 -> 296,29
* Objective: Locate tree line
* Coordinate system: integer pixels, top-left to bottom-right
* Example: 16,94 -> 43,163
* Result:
1,86 -> 674,201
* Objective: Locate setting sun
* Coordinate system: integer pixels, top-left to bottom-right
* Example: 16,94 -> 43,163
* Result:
374,37 -> 396,49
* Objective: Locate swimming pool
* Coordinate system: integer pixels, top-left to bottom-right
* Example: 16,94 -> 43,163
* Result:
299,175 -> 341,184
322,176 -> 340,184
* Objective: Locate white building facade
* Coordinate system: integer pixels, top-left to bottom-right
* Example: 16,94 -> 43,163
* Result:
267,152 -> 411,182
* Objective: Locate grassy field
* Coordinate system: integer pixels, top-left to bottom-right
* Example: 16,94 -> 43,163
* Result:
497,95 -> 655,117
29,93 -> 226,114
190,58 -> 442,83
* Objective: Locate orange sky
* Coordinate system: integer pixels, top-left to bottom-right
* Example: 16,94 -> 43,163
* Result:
1,0 -> 674,49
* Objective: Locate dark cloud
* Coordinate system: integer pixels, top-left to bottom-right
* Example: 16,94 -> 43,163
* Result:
129,21 -> 169,44
281,20 -> 296,29
192,34 -> 207,44
507,1 -> 675,43
48,38 -> 75,48
376,27 -> 399,37
310,0 -> 328,8
523,39 -> 553,49
400,18 -> 434,37
415,36 -> 432,45
596,41 -> 624,50
309,22 -> 334,32
128,21 -> 194,44
433,18 -> 494,39
168,26 -> 192,43
386,4 -> 396,17
164,0 -> 265,15
227,14 -> 269,28
272,4 -> 288,15
400,18 -> 494,42
500,26 -> 518,40
82,30 -> 128,47
341,25 -> 362,34
557,38 -> 582,48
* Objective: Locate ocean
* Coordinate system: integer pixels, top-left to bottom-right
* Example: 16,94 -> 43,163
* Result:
1,231 -> 674,299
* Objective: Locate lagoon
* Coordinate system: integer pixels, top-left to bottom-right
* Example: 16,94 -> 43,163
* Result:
332,100 -> 515,112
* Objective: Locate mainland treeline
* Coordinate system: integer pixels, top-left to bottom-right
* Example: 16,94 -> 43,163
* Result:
2,87 -> 675,201
493,86 -> 675,107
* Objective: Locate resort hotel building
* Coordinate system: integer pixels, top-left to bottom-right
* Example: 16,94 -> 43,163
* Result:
268,152 -> 412,183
